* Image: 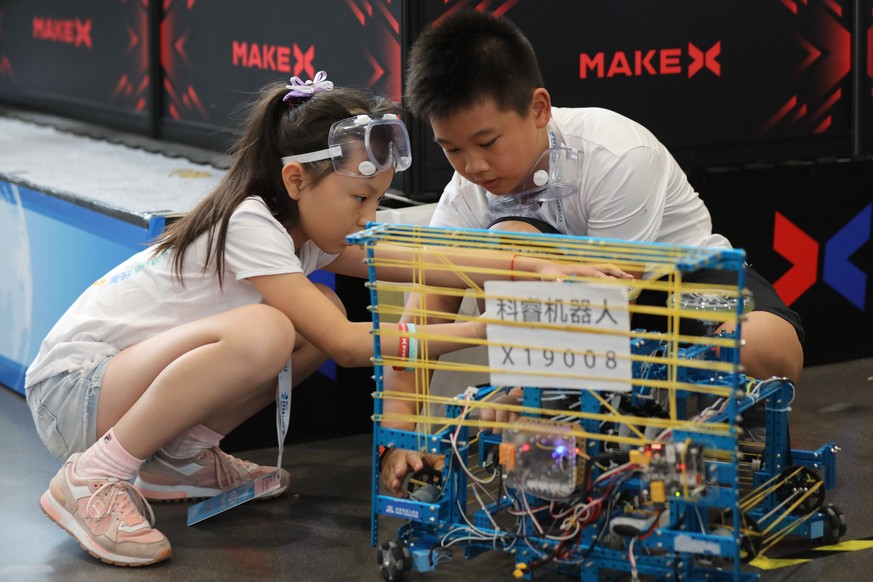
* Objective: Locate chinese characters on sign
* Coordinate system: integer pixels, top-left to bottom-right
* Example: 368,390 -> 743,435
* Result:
485,281 -> 632,392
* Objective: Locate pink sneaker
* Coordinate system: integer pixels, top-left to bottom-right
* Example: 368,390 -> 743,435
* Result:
39,453 -> 171,566
133,447 -> 290,502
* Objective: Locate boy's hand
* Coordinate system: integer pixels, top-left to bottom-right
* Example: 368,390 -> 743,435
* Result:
478,386 -> 523,434
539,262 -> 634,281
381,448 -> 445,497
473,312 -> 489,340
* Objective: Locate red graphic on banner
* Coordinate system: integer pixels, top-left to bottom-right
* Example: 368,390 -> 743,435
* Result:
159,0 -> 401,123
231,41 -> 312,75
32,17 -> 93,48
161,0 -> 209,122
868,3 -> 873,98
580,43 -> 720,79
773,212 -> 820,306
433,0 -> 520,24
293,44 -> 315,79
108,1 -> 150,113
227,42 -> 315,77
688,42 -> 721,77
758,0 -> 850,136
344,0 -> 402,99
0,56 -> 13,81
0,10 -> 12,82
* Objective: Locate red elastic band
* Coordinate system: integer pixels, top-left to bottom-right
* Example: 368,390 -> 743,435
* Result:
510,254 -> 521,281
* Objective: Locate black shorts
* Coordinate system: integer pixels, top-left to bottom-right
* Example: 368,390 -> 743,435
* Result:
487,216 -> 805,342
488,216 -> 562,234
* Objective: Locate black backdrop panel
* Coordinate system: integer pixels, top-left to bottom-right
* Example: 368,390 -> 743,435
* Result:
693,160 -> 873,366
0,0 -> 150,131
414,0 -> 855,195
159,0 -> 403,148
865,0 -> 873,149
526,1 -> 852,154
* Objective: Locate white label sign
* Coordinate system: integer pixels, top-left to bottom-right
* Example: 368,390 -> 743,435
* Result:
485,281 -> 631,392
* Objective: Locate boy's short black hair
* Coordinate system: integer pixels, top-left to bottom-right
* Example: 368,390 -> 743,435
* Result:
405,10 -> 544,121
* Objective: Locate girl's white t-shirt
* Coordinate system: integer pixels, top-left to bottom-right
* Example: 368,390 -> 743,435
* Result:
25,197 -> 337,388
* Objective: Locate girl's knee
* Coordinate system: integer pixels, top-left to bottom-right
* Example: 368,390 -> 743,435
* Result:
232,304 -> 296,364
741,349 -> 802,383
739,312 -> 804,383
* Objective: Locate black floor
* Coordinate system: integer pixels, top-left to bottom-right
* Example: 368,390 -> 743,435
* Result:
2,356 -> 872,581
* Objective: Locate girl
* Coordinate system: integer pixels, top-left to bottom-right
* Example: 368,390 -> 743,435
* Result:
26,74 -> 625,567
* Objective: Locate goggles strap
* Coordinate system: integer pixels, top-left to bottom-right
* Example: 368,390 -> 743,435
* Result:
281,145 -> 342,165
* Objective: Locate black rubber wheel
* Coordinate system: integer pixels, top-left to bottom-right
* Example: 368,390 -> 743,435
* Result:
822,504 -> 847,545
377,539 -> 413,582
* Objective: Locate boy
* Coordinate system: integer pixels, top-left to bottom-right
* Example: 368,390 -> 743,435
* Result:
380,10 -> 803,495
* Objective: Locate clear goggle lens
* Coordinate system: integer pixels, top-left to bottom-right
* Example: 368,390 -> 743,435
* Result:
488,147 -> 583,218
281,114 -> 411,178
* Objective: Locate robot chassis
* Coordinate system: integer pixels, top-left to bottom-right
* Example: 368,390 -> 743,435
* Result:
347,224 -> 844,582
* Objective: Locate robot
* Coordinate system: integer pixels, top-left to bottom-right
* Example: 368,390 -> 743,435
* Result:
347,223 -> 843,582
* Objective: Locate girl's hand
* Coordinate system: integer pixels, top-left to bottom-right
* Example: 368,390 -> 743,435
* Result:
381,448 -> 445,497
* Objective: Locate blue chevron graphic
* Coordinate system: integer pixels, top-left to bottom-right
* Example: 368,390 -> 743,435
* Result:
823,203 -> 871,310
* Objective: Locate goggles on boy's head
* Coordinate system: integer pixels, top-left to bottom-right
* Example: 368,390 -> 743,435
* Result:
488,146 -> 583,218
281,113 -> 412,178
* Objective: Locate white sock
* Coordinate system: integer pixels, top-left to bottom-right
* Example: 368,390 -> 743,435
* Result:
161,424 -> 223,458
74,427 -> 144,481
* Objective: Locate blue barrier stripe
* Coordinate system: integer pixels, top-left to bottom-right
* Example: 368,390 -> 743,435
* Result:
11,182 -> 151,249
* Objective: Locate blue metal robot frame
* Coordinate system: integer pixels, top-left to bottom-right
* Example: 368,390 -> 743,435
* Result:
350,225 -> 841,582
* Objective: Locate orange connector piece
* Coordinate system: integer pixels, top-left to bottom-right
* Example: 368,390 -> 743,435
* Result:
499,442 -> 516,472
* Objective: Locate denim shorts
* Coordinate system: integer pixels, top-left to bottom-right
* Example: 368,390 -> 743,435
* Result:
26,356 -> 111,461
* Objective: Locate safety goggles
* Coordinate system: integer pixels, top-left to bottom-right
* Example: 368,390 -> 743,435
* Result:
281,113 -> 411,178
488,147 -> 583,218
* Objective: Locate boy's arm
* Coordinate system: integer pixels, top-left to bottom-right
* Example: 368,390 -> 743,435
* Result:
327,241 -> 631,284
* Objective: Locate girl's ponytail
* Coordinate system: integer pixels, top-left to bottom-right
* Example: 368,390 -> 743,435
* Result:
153,78 -> 397,285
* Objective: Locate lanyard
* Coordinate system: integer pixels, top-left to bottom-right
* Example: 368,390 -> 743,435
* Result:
275,360 -> 292,468
187,358 -> 292,525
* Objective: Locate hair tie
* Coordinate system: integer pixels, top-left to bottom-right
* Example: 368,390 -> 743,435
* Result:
283,70 -> 334,101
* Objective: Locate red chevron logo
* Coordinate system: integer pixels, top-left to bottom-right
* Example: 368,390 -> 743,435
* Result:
688,41 -> 721,77
772,212 -> 819,306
